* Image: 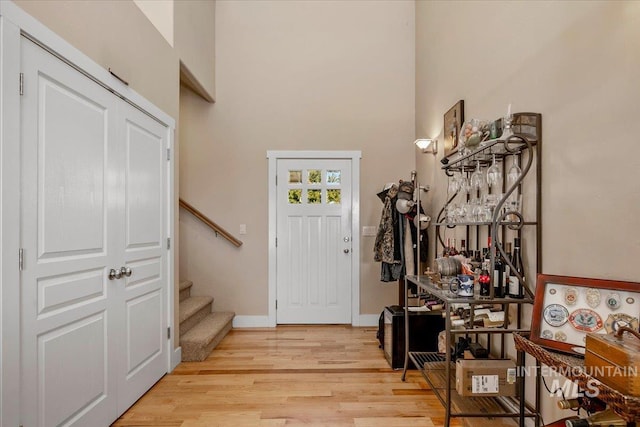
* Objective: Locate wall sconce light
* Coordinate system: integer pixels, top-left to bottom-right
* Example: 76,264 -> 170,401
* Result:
414,138 -> 438,155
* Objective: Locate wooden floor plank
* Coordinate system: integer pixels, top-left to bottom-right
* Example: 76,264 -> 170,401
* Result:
113,325 -> 462,426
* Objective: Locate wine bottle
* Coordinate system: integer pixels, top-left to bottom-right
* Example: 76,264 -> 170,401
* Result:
459,239 -> 467,258
471,250 -> 482,270
483,239 -> 490,264
543,417 -> 581,427
508,238 -> 524,298
557,396 -> 606,412
503,242 -> 512,296
557,399 -> 582,410
479,261 -> 491,297
444,238 -> 451,257
564,409 -> 630,427
493,250 -> 505,298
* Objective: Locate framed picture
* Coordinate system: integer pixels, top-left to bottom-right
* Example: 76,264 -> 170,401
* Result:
531,274 -> 640,356
443,100 -> 464,158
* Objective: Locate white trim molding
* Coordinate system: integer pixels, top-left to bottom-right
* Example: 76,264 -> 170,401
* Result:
266,150 -> 362,327
171,346 -> 182,371
232,316 -> 273,328
358,314 -> 381,327
0,13 -> 23,427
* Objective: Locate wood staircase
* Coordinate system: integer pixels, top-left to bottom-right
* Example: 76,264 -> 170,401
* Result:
179,280 -> 235,362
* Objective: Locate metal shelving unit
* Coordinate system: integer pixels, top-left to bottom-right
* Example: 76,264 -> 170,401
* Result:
403,276 -> 537,426
402,113 -> 543,427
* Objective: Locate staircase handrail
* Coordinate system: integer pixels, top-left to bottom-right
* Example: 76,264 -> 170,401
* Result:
179,198 -> 243,247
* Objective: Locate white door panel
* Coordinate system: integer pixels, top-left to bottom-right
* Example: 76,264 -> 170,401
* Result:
124,118 -> 164,249
125,291 -> 163,374
21,37 -> 118,427
37,268 -> 105,317
117,102 -> 167,415
276,159 -> 352,324
39,313 -> 108,427
37,72 -> 107,259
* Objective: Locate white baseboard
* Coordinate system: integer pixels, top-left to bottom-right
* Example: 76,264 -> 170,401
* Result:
232,315 -> 274,328
170,346 -> 181,371
232,314 -> 380,328
358,314 -> 380,327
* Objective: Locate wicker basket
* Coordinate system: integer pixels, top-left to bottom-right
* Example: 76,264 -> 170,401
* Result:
513,332 -> 640,422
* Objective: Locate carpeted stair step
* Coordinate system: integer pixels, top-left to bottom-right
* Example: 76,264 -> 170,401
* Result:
179,295 -> 213,336
179,280 -> 193,303
180,311 -> 235,362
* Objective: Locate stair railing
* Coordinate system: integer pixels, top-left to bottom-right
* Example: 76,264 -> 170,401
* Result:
179,198 -> 243,247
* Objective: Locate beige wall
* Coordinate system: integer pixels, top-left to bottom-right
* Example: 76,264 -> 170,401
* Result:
179,0 -> 415,318
175,0 -> 216,100
134,0 -> 174,46
416,0 -> 640,421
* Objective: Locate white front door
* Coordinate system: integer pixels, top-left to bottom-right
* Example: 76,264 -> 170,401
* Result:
276,159 -> 352,324
20,37 -> 167,426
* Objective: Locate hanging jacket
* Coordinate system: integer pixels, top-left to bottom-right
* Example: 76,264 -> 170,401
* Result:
374,184 -> 399,264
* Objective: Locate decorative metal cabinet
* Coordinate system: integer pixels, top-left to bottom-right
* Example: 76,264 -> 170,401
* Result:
402,113 -> 542,427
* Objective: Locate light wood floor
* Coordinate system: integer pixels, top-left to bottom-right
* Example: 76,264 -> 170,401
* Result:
112,325 -> 461,426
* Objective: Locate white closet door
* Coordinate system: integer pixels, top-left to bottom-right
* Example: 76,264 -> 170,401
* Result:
20,37 -> 169,426
20,38 -> 119,427
115,101 -> 168,415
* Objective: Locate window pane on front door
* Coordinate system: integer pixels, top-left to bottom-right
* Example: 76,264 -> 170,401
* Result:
307,189 -> 321,204
307,170 -> 321,184
288,189 -> 302,204
327,189 -> 341,204
327,170 -> 341,185
289,170 -> 302,184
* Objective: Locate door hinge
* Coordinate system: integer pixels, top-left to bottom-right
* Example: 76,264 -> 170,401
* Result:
275,300 -> 277,309
167,327 -> 171,339
19,248 -> 24,271
19,73 -> 24,95
275,238 -> 277,247
167,238 -> 171,250
275,175 -> 277,185
166,148 -> 171,161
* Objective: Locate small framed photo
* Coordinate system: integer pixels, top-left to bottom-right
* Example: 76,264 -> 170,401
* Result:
443,100 -> 464,158
531,274 -> 640,356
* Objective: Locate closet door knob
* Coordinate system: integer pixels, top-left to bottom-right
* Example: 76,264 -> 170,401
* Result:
120,266 -> 132,277
344,249 -> 350,254
109,268 -> 122,280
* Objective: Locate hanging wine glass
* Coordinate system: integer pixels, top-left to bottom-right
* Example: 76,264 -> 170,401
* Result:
455,169 -> 469,195
469,160 -> 486,194
507,157 -> 522,188
447,174 -> 460,195
486,154 -> 502,191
